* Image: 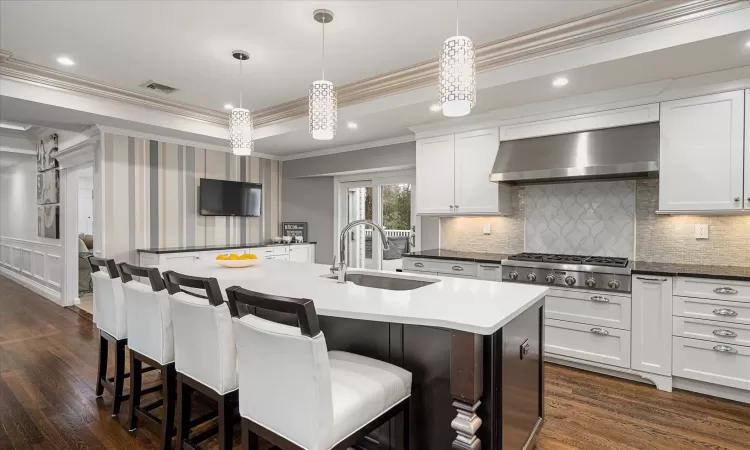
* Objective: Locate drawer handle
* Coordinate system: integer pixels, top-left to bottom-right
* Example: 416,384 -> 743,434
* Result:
590,327 -> 610,336
479,265 -> 498,269
636,276 -> 667,282
590,295 -> 610,303
713,344 -> 738,354
414,262 -> 425,268
713,308 -> 738,317
713,329 -> 738,338
452,266 -> 465,271
713,287 -> 738,295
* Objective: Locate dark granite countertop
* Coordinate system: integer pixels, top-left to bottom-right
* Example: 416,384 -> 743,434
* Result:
403,249 -> 511,264
138,242 -> 317,254
632,261 -> 750,282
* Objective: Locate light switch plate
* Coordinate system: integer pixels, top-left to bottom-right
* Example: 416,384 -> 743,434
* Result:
483,224 -> 492,235
695,224 -> 709,239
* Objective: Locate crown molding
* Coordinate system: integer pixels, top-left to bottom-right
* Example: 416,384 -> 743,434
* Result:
54,132 -> 101,170
279,134 -> 416,161
0,0 -> 745,131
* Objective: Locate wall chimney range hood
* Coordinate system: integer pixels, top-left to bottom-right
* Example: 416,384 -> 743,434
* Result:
490,123 -> 659,184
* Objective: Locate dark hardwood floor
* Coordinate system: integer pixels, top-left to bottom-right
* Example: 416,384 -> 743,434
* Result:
1,274 -> 749,450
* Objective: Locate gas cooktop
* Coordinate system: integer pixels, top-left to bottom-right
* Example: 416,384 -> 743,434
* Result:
507,253 -> 629,268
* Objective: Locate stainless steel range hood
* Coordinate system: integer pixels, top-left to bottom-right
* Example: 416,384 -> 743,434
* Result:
490,122 -> 659,184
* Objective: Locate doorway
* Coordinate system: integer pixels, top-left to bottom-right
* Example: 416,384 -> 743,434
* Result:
336,171 -> 418,271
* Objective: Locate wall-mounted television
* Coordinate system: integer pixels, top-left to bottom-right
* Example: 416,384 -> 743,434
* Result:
199,178 -> 262,217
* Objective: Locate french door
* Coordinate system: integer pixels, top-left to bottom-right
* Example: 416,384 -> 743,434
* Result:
337,172 -> 418,271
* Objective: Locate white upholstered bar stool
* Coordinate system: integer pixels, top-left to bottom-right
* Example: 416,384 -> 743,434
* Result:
226,286 -> 412,450
163,270 -> 238,450
89,256 -> 130,417
118,263 -> 176,450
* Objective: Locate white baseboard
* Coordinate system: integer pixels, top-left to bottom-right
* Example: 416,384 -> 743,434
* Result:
0,265 -> 62,306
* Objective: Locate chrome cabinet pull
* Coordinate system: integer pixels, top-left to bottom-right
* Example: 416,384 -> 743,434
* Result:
713,287 -> 738,295
452,265 -> 465,271
590,295 -> 610,303
713,308 -> 738,317
414,262 -> 425,268
636,276 -> 667,282
479,265 -> 498,269
590,327 -> 609,336
734,197 -> 741,202
713,329 -> 738,338
713,344 -> 738,354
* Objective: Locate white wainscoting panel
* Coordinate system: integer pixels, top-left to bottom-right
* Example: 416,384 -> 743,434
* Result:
32,251 -> 46,281
46,254 -> 62,289
0,237 -> 63,303
0,244 -> 10,266
21,249 -> 32,276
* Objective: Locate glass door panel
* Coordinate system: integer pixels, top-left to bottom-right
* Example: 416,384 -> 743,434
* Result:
378,183 -> 414,271
339,182 -> 373,269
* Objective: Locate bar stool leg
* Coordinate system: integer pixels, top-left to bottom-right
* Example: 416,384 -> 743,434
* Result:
176,375 -> 193,448
241,419 -> 259,450
160,364 -> 177,450
127,354 -> 142,431
95,332 -> 108,397
112,340 -> 127,416
218,395 -> 234,450
403,398 -> 410,450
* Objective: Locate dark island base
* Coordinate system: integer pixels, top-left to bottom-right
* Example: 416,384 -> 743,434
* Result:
257,299 -> 545,450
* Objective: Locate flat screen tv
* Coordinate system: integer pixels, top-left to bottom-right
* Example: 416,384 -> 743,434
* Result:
199,178 -> 262,216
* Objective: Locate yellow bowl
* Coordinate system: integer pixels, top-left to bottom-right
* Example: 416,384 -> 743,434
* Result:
216,259 -> 259,268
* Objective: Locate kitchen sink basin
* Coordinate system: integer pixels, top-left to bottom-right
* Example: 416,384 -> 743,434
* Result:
324,271 -> 438,291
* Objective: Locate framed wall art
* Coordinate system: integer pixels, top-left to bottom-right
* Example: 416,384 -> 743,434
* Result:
37,133 -> 59,172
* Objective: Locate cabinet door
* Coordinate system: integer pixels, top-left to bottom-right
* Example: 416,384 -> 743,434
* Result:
160,252 -> 200,264
631,275 -> 673,376
745,90 -> 750,210
659,91 -> 745,212
454,129 -> 500,214
416,135 -> 455,215
477,264 -> 502,281
289,246 -> 311,263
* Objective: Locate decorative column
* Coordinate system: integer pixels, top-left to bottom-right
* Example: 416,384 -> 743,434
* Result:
450,331 -> 483,450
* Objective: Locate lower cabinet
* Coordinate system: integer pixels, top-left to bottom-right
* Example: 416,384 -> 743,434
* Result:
545,319 -> 631,369
631,275 -> 673,376
673,336 -> 750,391
289,245 -> 312,263
401,257 -> 478,278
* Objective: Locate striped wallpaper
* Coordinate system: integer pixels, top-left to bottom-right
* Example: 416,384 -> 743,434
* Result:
102,133 -> 281,264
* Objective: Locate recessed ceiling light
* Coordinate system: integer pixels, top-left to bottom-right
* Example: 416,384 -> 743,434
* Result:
56,56 -> 75,66
745,39 -> 750,48
429,104 -> 442,112
552,77 -> 569,87
224,103 -> 234,110
346,122 -> 358,129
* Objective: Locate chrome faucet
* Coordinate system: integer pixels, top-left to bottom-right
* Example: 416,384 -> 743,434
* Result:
333,219 -> 390,283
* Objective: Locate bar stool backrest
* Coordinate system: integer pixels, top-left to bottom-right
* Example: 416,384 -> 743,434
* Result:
163,270 -> 238,395
89,256 -> 127,339
118,263 -> 174,364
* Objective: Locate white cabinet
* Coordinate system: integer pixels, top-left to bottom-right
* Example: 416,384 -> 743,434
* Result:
477,264 -> 502,281
631,275 -> 673,376
659,91 -> 746,212
289,245 -> 312,263
416,129 -> 510,216
545,319 -> 631,369
745,90 -> 750,210
673,336 -> 750,391
416,135 -> 455,215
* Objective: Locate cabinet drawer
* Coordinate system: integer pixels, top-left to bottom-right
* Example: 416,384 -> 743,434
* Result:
673,337 -> 750,391
675,277 -> 750,303
477,264 -> 502,281
545,319 -> 631,368
673,316 -> 750,347
401,258 -> 477,277
545,289 -> 631,330
256,246 -> 289,256
673,296 -> 750,326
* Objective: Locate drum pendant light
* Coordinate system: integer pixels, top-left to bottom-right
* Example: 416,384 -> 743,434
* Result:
229,50 -> 253,156
309,9 -> 337,140
439,0 -> 476,117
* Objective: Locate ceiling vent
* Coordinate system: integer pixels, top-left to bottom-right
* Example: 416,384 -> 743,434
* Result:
141,80 -> 178,95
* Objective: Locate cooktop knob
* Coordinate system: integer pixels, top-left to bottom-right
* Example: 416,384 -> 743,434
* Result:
608,280 -> 621,289
527,272 -> 537,282
545,274 -> 555,283
585,277 -> 596,288
508,271 -> 519,280
565,275 -> 576,286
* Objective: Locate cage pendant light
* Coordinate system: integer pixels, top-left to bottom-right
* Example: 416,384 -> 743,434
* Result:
309,9 -> 337,140
439,0 -> 476,117
229,50 -> 253,156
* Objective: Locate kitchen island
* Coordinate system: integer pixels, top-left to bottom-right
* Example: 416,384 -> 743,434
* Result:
156,258 -> 548,450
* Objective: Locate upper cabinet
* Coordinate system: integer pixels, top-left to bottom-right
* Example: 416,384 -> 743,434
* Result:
746,90 -> 750,210
416,128 -> 511,216
659,91 -> 746,213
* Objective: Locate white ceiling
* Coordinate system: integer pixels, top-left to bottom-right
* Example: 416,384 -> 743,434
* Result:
255,31 -> 750,156
0,0 -> 629,112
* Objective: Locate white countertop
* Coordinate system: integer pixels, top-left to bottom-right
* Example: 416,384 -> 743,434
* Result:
156,259 -> 548,335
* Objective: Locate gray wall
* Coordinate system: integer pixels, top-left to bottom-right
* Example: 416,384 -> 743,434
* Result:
283,141 -> 416,178
281,176 -> 335,264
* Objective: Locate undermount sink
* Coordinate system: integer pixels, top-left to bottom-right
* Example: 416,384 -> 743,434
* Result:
324,271 -> 438,291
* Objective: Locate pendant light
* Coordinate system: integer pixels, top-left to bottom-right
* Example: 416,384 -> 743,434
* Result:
439,0 -> 476,117
309,9 -> 337,140
229,50 -> 253,156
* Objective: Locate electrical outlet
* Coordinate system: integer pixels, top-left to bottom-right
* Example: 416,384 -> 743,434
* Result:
483,224 -> 492,235
695,224 -> 709,240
